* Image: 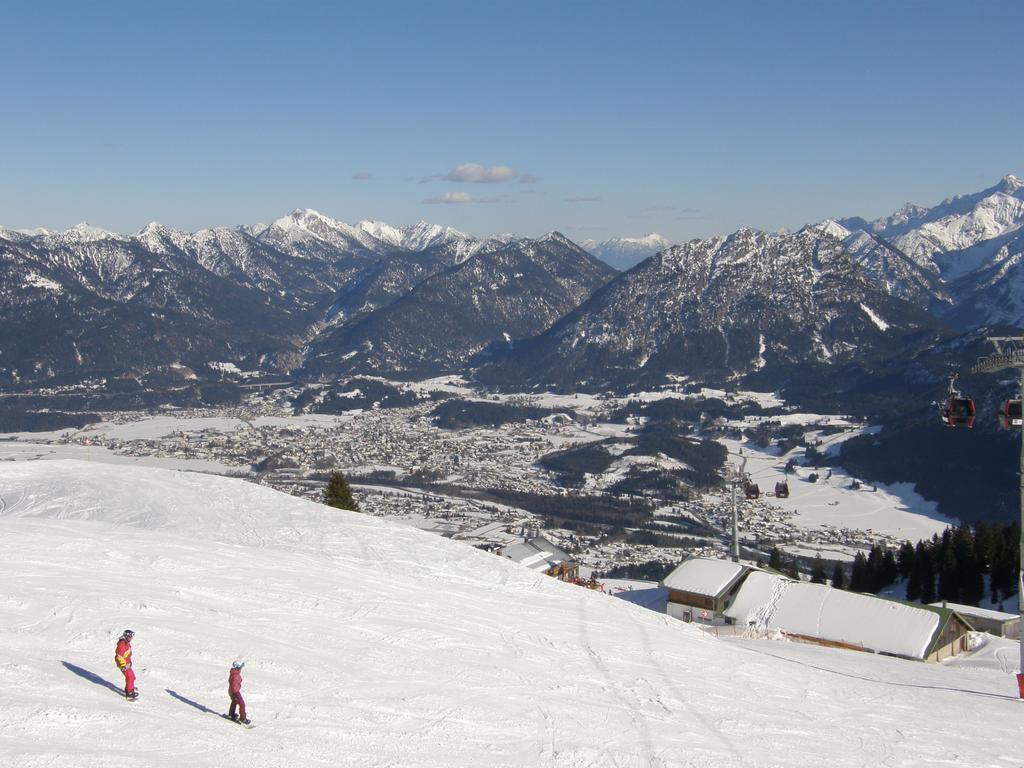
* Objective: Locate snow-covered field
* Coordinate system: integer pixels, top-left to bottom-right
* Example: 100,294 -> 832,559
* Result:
719,432 -> 955,542
0,461 -> 1020,767
0,440 -> 238,474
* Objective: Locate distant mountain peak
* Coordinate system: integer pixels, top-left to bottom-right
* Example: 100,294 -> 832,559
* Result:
998,174 -> 1024,193
62,222 -> 122,242
272,208 -> 335,229
136,221 -> 171,236
356,218 -> 400,236
582,232 -> 674,269
399,220 -> 474,252
811,219 -> 852,240
541,231 -> 574,246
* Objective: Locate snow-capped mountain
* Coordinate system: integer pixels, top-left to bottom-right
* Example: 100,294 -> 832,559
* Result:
810,220 -> 951,311
401,220 -> 479,256
0,215 -> 607,385
944,228 -> 1024,329
4,175 -> 1024,388
582,233 -> 672,269
0,228 -> 304,386
840,175 -> 1024,272
304,232 -> 617,377
257,208 -> 395,260
477,226 -> 942,391
833,174 -> 1024,327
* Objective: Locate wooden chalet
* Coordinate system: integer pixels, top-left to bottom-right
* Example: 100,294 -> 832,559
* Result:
498,536 -> 579,582
919,603 -> 975,662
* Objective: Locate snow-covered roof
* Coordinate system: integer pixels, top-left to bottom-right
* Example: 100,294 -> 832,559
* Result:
661,557 -> 746,597
498,537 -> 573,572
929,602 -> 1019,623
727,572 -> 941,659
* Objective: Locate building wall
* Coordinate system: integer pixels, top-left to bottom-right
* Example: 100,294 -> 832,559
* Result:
667,590 -> 718,622
667,590 -> 716,611
958,615 -> 1019,639
926,616 -> 972,662
546,562 -> 579,582
927,633 -> 969,662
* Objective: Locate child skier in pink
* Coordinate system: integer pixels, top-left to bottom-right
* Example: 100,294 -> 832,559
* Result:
228,661 -> 249,724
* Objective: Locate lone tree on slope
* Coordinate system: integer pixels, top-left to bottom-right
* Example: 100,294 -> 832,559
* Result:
324,471 -> 359,512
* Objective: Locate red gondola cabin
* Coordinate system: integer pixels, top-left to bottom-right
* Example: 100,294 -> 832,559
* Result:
999,399 -> 1022,429
942,396 -> 976,428
745,483 -> 760,500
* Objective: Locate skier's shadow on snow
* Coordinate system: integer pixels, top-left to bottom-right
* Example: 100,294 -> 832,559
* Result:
166,688 -> 219,715
62,661 -> 123,694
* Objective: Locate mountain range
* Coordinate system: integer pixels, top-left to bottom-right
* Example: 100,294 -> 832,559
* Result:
3,175 -> 1023,396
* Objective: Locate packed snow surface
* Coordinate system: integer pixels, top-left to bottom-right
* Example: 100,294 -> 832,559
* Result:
1,461 -> 1021,767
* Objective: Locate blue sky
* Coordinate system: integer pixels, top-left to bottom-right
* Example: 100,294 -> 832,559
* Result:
1,0 -> 1021,241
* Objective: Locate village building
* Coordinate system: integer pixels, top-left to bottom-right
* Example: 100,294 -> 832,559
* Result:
660,557 -> 752,622
929,602 -> 1020,639
726,571 -> 974,662
498,536 -> 578,581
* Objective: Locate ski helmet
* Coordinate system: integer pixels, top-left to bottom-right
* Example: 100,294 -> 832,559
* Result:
232,661 -> 245,669
122,629 -> 134,639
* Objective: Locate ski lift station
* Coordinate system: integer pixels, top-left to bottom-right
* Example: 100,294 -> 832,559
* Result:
660,557 -> 751,622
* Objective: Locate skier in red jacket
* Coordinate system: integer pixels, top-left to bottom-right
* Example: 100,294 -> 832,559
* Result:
114,629 -> 138,699
228,661 -> 249,724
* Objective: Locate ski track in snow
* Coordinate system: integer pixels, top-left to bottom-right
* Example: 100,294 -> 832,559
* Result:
0,459 -> 1022,767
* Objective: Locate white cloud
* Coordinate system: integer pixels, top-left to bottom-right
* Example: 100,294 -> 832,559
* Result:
422,192 -> 474,205
565,195 -> 601,203
352,171 -> 372,181
444,163 -> 517,183
519,174 -> 540,184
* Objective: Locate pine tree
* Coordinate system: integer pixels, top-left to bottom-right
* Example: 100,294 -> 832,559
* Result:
810,555 -> 827,584
849,552 -> 869,592
906,558 -> 922,602
974,521 -> 993,573
882,548 -> 898,589
769,548 -> 783,572
897,541 -> 916,580
866,546 -> 884,592
952,523 -> 984,606
919,542 -> 936,604
324,471 -> 359,512
908,540 -> 934,604
990,522 -> 1019,603
937,544 -> 959,602
831,562 -> 846,590
785,560 -> 801,580
961,558 -> 985,606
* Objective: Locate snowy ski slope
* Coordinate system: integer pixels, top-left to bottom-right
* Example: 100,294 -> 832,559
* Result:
0,460 -> 1020,767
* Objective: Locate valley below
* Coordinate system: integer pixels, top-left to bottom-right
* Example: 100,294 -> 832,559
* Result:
0,376 -> 953,583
